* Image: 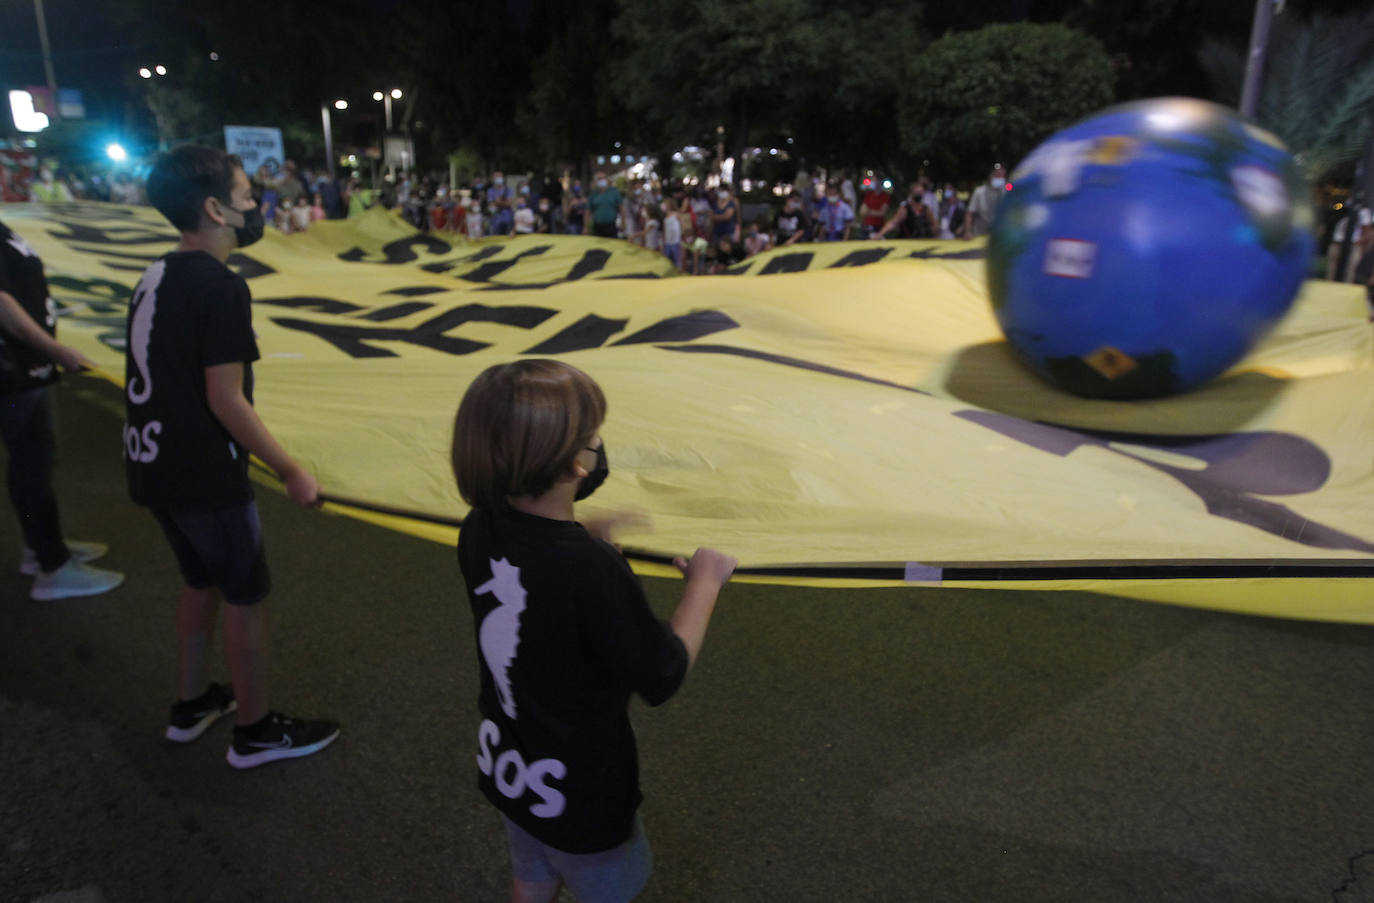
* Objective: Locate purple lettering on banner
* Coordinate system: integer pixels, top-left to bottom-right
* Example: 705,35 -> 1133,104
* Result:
956,410 -> 1374,554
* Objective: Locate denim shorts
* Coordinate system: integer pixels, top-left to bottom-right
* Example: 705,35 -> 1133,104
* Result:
151,501 -> 270,606
502,813 -> 651,903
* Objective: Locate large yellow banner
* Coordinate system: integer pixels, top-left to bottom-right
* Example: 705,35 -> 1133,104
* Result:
7,202 -> 1373,621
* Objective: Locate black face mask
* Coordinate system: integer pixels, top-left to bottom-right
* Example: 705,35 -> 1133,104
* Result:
574,443 -> 609,502
224,203 -> 265,248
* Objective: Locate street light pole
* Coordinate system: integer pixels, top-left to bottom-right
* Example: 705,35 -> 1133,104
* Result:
32,0 -> 60,121
1240,0 -> 1283,120
321,102 -> 336,183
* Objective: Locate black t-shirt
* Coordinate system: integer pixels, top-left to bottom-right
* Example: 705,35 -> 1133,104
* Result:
124,250 -> 259,512
0,221 -> 60,395
898,199 -> 934,239
774,206 -> 811,242
457,504 -> 689,854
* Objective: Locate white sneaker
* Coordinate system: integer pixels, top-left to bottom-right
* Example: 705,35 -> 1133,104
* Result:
19,540 -> 110,576
30,559 -> 125,601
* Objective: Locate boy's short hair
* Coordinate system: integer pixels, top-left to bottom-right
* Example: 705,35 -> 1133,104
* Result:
452,359 -> 607,509
146,144 -> 243,232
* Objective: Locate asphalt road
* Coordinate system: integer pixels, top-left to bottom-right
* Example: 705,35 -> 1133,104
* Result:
4,375 -> 1374,902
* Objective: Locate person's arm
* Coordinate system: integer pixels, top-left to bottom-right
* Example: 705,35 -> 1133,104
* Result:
0,290 -> 90,370
204,362 -> 319,505
874,204 -> 908,239
670,547 -> 737,668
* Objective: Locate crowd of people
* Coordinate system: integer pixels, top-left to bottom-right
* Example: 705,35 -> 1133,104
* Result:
379,163 -> 1010,274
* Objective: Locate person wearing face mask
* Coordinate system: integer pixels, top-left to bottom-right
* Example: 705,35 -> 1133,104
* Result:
486,171 -> 515,235
873,181 -> 937,240
818,183 -> 855,241
129,144 -> 339,769
513,195 -> 536,234
453,359 -> 737,903
961,164 -> 1006,239
858,182 -> 891,239
534,196 -> 554,233
30,167 -> 74,203
937,182 -> 965,239
773,192 -> 813,247
587,170 -> 622,239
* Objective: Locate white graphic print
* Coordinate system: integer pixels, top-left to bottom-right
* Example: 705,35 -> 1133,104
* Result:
477,719 -> 568,818
5,232 -> 35,258
126,258 -> 166,405
476,557 -> 527,720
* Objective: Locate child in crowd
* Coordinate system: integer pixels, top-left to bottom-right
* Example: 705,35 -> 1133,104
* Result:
661,197 -> 683,270
131,144 -> 338,768
643,214 -> 663,254
290,197 -> 313,233
452,359 -> 736,903
466,200 -> 485,240
743,219 -> 770,258
275,199 -> 294,234
513,198 -> 536,234
310,192 -> 327,223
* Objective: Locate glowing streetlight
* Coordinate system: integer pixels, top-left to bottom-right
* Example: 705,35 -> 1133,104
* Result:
373,91 -> 384,101
106,143 -> 128,162
154,64 -> 167,75
334,99 -> 348,110
139,67 -> 152,79
390,88 -> 402,99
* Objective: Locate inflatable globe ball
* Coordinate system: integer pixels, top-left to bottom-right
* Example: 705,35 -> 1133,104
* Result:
986,97 -> 1315,400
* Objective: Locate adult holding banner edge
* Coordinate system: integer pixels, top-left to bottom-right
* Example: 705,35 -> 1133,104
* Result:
0,218 -> 125,600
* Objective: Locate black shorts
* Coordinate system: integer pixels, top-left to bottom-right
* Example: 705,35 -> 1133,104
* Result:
152,502 -> 270,606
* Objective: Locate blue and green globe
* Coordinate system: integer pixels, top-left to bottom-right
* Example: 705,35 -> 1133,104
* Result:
986,97 -> 1315,399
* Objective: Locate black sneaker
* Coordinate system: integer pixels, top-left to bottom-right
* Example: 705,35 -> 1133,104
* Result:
165,682 -> 237,743
226,712 -> 340,769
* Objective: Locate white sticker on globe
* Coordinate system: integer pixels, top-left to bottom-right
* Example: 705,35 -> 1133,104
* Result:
1229,165 -> 1288,219
1044,239 -> 1097,279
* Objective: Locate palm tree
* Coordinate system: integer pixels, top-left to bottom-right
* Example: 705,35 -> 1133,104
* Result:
1200,8 -> 1374,185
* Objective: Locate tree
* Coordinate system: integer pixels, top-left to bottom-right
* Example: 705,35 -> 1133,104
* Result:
897,23 -> 1115,182
1199,8 -> 1374,186
516,0 -> 636,175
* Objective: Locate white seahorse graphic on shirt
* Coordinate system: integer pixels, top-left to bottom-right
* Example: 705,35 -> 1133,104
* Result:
475,557 -> 528,720
126,259 -> 166,405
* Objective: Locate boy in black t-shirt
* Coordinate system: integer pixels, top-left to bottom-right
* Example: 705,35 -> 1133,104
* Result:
452,360 -> 736,902
0,219 -> 125,600
129,145 -> 338,768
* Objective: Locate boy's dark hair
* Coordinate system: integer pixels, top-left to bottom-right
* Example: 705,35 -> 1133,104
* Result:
146,144 -> 243,232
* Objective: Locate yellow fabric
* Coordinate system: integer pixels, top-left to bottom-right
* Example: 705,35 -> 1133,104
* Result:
7,202 -> 1373,619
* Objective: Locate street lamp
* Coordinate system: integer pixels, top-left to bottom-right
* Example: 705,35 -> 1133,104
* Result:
373,88 -> 404,181
373,88 -> 401,131
321,99 -> 348,182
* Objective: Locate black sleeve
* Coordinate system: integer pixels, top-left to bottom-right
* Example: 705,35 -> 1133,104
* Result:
579,545 -> 689,707
198,275 -> 260,368
0,225 -> 16,295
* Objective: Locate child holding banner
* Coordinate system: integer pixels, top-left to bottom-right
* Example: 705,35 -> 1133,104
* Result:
451,359 -> 736,902
130,145 -> 339,768
0,218 -> 124,600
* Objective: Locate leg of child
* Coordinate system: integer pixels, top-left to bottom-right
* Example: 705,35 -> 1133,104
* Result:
223,602 -> 270,725
511,878 -> 562,903
176,585 -> 220,700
